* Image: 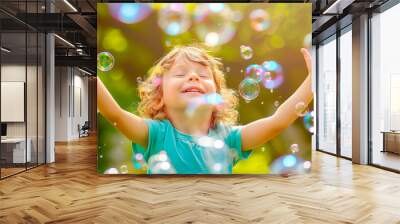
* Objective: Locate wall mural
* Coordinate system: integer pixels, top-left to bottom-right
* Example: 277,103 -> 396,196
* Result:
97,3 -> 313,175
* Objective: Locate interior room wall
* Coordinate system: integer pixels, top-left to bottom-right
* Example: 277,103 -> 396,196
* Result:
55,67 -> 89,141
1,64 -> 39,139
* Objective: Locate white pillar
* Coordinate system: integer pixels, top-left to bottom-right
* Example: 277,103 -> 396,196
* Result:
45,1 -> 55,163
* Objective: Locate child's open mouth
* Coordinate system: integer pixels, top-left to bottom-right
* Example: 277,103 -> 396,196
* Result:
182,86 -> 205,95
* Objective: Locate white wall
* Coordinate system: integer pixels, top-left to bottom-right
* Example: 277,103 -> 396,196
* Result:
55,67 -> 89,141
1,65 -> 27,138
1,64 -> 45,163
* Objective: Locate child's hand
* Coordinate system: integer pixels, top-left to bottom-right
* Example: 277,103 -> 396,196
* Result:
241,48 -> 313,150
300,48 -> 312,75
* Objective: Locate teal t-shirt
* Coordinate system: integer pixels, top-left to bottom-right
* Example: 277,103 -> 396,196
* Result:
132,119 -> 251,174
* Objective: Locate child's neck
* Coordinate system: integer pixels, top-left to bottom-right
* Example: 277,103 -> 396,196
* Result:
166,107 -> 212,137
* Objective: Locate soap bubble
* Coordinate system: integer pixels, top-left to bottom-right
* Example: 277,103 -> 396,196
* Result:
119,165 -> 129,174
269,154 -> 308,174
97,52 -> 115,72
303,111 -> 314,133
261,60 -> 284,90
158,3 -> 191,36
240,45 -> 253,60
303,161 -> 311,170
134,162 -> 142,170
303,33 -> 312,48
185,93 -> 223,117
249,9 -> 270,32
290,144 -> 299,154
135,153 -> 144,161
295,102 -> 308,117
196,136 -> 230,174
165,40 -> 171,47
194,4 -> 236,47
108,3 -> 152,24
245,64 -> 265,82
232,10 -> 243,22
239,78 -> 260,101
104,167 -> 119,174
148,151 -> 176,174
204,32 -> 220,47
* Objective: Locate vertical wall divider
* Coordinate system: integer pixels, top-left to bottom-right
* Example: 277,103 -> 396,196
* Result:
315,44 -> 320,151
336,27 -> 341,157
25,1 -> 28,171
36,0 -> 39,167
367,10 -> 373,165
0,18 -> 2,179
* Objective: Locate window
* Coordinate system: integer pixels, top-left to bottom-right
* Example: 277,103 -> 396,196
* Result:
317,36 -> 337,154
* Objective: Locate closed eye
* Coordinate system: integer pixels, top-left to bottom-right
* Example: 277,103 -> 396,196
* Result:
199,73 -> 210,78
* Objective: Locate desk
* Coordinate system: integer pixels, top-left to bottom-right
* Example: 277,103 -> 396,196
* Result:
1,138 -> 31,163
381,131 -> 400,154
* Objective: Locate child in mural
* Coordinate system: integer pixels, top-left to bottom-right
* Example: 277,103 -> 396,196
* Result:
97,45 -> 313,174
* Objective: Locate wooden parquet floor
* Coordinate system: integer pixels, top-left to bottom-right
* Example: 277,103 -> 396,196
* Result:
1,135 -> 400,224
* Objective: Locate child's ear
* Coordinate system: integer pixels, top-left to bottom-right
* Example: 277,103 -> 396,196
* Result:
152,76 -> 162,87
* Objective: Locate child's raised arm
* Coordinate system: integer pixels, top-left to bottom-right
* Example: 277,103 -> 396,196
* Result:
241,48 -> 313,150
97,78 -> 148,148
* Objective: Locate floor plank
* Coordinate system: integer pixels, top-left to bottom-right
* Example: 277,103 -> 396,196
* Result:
0,135 -> 400,224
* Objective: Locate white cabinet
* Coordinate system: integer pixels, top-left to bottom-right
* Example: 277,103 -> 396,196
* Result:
1,138 -> 31,163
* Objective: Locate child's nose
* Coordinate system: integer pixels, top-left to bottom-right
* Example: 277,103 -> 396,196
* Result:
188,72 -> 200,81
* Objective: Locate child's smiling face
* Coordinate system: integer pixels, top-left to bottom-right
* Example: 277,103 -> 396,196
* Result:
162,52 -> 217,110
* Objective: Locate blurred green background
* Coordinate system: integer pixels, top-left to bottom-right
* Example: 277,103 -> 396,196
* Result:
97,3 -> 312,174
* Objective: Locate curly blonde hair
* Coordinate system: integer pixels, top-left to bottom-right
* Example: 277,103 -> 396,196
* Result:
137,45 -> 239,128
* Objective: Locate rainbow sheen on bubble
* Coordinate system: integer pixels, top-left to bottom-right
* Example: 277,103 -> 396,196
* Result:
97,52 -> 115,72
240,45 -> 253,60
295,102 -> 308,117
196,136 -> 230,174
303,111 -> 314,133
239,78 -> 260,101
245,64 -> 265,82
148,151 -> 176,174
108,3 -> 152,24
249,9 -> 270,32
261,60 -> 284,90
158,3 -> 191,36
194,4 -> 236,47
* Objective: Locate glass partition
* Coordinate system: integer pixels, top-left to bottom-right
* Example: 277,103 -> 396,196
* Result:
317,35 -> 337,155
339,27 -> 352,158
